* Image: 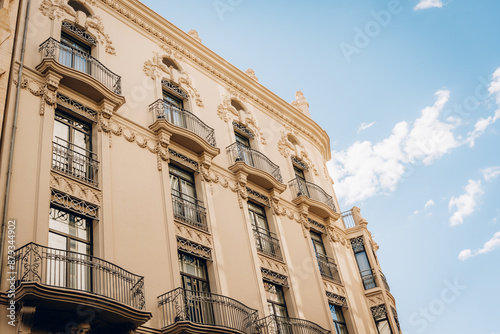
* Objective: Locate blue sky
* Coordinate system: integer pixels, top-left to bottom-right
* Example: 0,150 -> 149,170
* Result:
141,1 -> 500,333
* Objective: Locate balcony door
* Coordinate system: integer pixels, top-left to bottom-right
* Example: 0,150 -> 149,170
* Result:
265,281 -> 291,333
293,165 -> 309,196
169,165 -> 200,225
60,31 -> 91,74
48,207 -> 92,292
163,90 -> 185,127
235,132 -> 254,166
248,202 -> 272,254
178,252 -> 213,324
53,112 -> 93,182
352,238 -> 376,289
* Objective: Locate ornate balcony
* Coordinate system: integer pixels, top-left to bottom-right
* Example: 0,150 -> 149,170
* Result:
158,288 -> 258,334
149,99 -> 220,156
14,243 -> 151,326
315,252 -> 342,284
36,38 -> 124,107
288,178 -> 338,219
256,315 -> 330,334
171,189 -> 208,232
226,142 -> 286,192
52,137 -> 99,186
253,226 -> 282,261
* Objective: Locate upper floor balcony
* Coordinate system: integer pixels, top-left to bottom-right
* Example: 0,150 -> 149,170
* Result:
256,315 -> 330,334
158,287 -> 258,334
149,99 -> 220,156
379,270 -> 391,292
360,268 -> 377,290
36,38 -> 124,107
171,188 -> 209,232
226,142 -> 286,192
52,137 -> 99,186
288,178 -> 338,219
253,226 -> 283,261
315,252 -> 342,285
14,243 -> 151,327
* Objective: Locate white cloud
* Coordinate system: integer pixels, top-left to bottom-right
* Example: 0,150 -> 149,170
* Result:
413,210 -> 419,215
358,121 -> 376,134
449,180 -> 483,226
425,199 -> 435,209
458,231 -> 500,261
329,89 -> 460,205
414,0 -> 444,11
482,166 -> 500,181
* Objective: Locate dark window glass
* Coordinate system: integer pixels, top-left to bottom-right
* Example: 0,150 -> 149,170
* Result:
330,304 -> 349,334
264,281 -> 288,318
60,31 -> 91,74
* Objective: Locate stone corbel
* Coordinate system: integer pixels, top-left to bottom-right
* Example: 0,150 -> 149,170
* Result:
99,99 -> 114,119
16,304 -> 36,334
232,170 -> 248,208
270,189 -> 285,216
297,203 -> 310,237
200,152 -> 219,183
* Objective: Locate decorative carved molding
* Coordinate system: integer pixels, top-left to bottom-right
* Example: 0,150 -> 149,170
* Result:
57,93 -> 97,121
39,0 -> 116,54
143,51 -> 203,107
247,188 -> 269,207
327,225 -> 350,248
177,237 -> 212,260
245,68 -> 258,81
175,222 -> 212,248
278,128 -> 318,176
258,254 -> 287,276
16,304 -> 37,334
323,281 -> 346,297
50,172 -> 101,205
187,29 -> 201,43
326,292 -> 348,307
367,294 -> 386,308
13,73 -> 58,115
261,268 -> 288,287
217,92 -> 266,145
50,189 -> 99,219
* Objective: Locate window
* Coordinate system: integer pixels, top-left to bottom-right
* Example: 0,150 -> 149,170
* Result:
60,31 -> 91,74
249,202 -> 281,259
351,237 -> 376,290
371,305 -> 393,334
330,304 -> 349,334
264,281 -> 288,318
48,206 -> 92,291
293,165 -> 309,196
234,132 -> 254,165
162,90 -> 186,128
52,111 -> 97,184
169,165 -> 207,230
311,232 -> 340,282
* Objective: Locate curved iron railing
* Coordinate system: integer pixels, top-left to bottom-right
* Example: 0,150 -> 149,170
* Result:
288,178 -> 336,213
158,288 -> 258,334
359,268 -> 377,290
149,99 -> 216,147
52,137 -> 99,186
253,225 -> 282,260
171,189 -> 208,232
341,209 -> 355,228
315,252 -> 341,284
226,142 -> 283,183
256,315 -> 330,334
14,243 -> 146,310
39,38 -> 121,94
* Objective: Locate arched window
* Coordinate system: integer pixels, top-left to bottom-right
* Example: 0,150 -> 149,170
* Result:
68,0 -> 92,17
162,57 -> 182,71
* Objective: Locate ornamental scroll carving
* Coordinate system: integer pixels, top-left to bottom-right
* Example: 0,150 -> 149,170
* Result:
277,128 -> 318,176
40,0 -> 116,55
258,254 -> 288,276
216,90 -> 266,145
175,222 -> 212,249
13,73 -> 58,116
327,225 -> 350,249
50,172 -> 101,205
143,51 -> 203,107
323,281 -> 347,297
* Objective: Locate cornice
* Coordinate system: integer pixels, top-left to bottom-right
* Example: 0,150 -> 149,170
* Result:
96,0 -> 331,161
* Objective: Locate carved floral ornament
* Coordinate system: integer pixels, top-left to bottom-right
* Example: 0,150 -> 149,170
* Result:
96,0 -> 328,159
143,51 -> 203,108
13,72 -> 58,116
216,91 -> 267,145
40,0 -> 116,55
277,129 -> 318,176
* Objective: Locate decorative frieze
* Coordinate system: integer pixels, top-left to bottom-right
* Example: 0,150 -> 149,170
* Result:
258,254 -> 287,276
50,189 -> 99,220
247,188 -> 269,207
261,268 -> 288,287
175,222 -> 212,249
57,93 -> 97,121
50,172 -> 101,206
169,148 -> 199,171
326,292 -> 348,307
323,280 -> 347,297
177,237 -> 211,260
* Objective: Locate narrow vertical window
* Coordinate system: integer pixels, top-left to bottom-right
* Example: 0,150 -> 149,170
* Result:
329,304 -> 349,334
264,281 -> 288,318
351,237 -> 376,289
248,202 -> 281,259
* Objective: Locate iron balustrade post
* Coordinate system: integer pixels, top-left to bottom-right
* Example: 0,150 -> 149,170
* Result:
52,137 -> 99,186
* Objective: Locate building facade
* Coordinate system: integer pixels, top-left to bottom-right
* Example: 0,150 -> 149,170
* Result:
0,0 -> 401,333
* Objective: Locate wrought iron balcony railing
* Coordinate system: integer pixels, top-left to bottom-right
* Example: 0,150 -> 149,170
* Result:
341,209 -> 355,228
379,271 -> 390,292
288,178 -> 336,213
256,315 -> 330,334
226,142 -> 283,183
149,99 -> 216,147
158,288 -> 258,334
14,243 -> 146,310
359,268 -> 377,290
253,225 -> 282,260
315,252 -> 342,284
39,38 -> 121,94
52,137 -> 99,186
171,189 -> 208,232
